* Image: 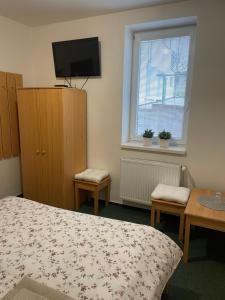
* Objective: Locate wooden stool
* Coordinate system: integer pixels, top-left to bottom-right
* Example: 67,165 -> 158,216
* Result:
150,199 -> 186,241
74,175 -> 111,215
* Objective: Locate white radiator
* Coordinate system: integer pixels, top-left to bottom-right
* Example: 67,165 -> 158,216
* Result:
120,158 -> 181,205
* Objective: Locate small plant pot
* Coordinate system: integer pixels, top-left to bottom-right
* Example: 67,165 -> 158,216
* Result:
159,139 -> 170,148
143,137 -> 152,146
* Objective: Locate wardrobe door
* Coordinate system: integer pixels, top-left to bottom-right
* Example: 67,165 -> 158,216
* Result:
37,89 -> 64,207
17,90 -> 40,201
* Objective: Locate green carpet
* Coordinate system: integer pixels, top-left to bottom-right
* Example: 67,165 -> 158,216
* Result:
78,200 -> 225,300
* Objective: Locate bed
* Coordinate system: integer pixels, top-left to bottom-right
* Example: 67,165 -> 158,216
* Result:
0,197 -> 182,300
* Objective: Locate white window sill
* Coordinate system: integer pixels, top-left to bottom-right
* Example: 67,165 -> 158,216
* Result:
121,141 -> 186,156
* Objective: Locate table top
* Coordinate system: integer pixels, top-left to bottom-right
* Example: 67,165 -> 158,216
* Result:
185,188 -> 225,223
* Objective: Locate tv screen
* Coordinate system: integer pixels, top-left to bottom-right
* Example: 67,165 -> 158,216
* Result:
52,37 -> 101,78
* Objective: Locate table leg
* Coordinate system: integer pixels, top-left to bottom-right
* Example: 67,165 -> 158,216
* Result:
183,216 -> 191,263
150,206 -> 155,227
94,190 -> 99,215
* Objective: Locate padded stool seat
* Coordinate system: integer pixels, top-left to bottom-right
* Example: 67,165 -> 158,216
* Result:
73,169 -> 111,215
151,184 -> 190,241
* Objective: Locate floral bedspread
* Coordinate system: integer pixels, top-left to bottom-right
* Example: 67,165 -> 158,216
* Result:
0,197 -> 182,300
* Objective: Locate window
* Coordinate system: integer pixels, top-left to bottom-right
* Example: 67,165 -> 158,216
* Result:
129,26 -> 195,144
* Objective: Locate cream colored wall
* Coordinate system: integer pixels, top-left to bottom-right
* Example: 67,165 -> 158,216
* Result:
0,16 -> 32,198
29,0 -> 225,202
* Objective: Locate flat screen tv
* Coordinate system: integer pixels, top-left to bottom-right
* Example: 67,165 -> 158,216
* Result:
52,37 -> 101,78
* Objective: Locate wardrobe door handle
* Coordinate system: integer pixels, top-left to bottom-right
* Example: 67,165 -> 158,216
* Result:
41,150 -> 46,155
36,150 -> 40,155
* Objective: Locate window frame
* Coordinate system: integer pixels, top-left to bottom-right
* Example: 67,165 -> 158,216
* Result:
129,25 -> 196,145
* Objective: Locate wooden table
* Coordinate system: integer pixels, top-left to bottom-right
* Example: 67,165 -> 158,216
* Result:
183,188 -> 225,263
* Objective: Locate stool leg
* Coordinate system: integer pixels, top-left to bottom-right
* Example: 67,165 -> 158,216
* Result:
150,206 -> 155,227
75,187 -> 80,210
94,190 -> 99,215
105,184 -> 110,206
156,210 -> 161,224
179,213 -> 185,241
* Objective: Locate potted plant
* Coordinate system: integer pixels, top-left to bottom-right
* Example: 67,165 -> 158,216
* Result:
158,130 -> 172,148
142,129 -> 154,146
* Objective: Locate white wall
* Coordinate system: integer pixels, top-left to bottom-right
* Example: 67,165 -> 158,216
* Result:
0,16 -> 32,198
2,0 -> 223,202
29,0 -> 225,203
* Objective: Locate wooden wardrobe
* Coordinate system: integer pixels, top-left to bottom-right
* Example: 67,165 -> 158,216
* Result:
17,87 -> 87,210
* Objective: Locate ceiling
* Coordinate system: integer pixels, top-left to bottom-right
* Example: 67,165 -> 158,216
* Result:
0,0 -> 186,27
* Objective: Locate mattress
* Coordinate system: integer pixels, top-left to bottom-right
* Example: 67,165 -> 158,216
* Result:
0,197 -> 182,300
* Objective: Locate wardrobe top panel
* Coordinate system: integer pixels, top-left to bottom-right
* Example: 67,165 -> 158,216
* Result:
17,87 -> 83,91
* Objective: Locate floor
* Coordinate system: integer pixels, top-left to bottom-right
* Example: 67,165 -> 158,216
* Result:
78,200 -> 225,300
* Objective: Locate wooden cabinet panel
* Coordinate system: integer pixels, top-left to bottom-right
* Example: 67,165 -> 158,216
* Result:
17,89 -> 40,201
7,73 -> 20,156
73,89 -> 87,172
0,72 -> 6,159
0,72 -> 12,158
0,71 -> 23,160
8,88 -> 19,155
6,72 -> 16,88
15,74 -> 23,88
62,89 -> 87,209
37,89 -> 64,206
0,122 -> 3,160
0,72 -> 6,87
